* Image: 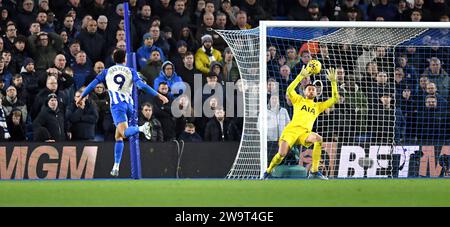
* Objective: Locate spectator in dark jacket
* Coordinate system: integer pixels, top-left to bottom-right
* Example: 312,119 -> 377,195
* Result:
421,57 -> 450,101
288,0 -> 310,21
56,0 -> 86,26
179,123 -> 203,142
35,54 -> 74,93
12,35 -> 29,74
3,23 -> 18,52
3,50 -> 16,75
405,0 -> 432,21
30,75 -> 67,121
138,102 -> 164,142
65,40 -> 81,68
178,25 -> 200,53
107,3 -> 125,32
71,51 -> 92,90
214,12 -> 229,30
76,19 -> 106,63
170,40 -> 188,71
152,82 -> 176,141
238,0 -> 271,27
195,72 -> 225,117
11,74 -> 28,107
32,93 -> 67,142
0,6 -> 14,34
96,15 -> 114,52
336,0 -> 365,21
152,0 -> 173,22
84,61 -> 105,87
162,27 -> 177,56
429,0 -> 450,21
209,61 -> 224,84
219,0 -> 239,27
417,95 -> 448,143
196,12 -> 227,52
164,0 -> 192,40
369,0 -> 399,21
111,29 -> 129,51
177,52 -> 201,92
27,21 -> 40,38
6,108 -> 26,141
59,15 -> 78,42
149,25 -> 170,57
140,49 -> 163,87
134,4 -> 153,46
85,0 -> 114,20
89,82 -> 115,141
36,11 -> 54,33
20,58 -> 39,111
66,90 -> 98,141
204,106 -> 239,141
16,0 -> 38,36
195,95 -> 219,138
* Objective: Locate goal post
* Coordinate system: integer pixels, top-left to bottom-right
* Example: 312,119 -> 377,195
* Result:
213,29 -> 264,179
124,2 -> 141,179
216,21 -> 450,179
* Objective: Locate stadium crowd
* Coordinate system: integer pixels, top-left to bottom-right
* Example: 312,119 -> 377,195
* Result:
0,0 -> 448,143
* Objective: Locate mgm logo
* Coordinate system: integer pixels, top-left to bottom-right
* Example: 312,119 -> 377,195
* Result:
0,145 -> 98,179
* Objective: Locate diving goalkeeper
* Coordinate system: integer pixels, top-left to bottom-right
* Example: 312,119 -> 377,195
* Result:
264,66 -> 339,180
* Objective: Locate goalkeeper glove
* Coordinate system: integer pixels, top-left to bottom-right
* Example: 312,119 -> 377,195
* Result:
326,68 -> 337,82
298,65 -> 311,78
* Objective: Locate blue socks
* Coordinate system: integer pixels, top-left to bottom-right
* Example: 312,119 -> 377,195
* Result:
124,126 -> 139,138
114,127 -> 139,167
114,140 -> 124,165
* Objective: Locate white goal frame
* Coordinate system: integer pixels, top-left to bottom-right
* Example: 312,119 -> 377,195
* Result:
221,21 -> 450,179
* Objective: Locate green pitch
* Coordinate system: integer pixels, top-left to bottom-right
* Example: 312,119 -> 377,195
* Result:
0,179 -> 449,207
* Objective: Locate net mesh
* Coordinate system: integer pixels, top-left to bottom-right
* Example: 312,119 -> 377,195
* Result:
215,29 -> 262,179
217,25 -> 450,179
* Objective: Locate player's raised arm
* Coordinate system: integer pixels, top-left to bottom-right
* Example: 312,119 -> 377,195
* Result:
76,70 -> 107,107
326,67 -> 340,103
133,70 -> 169,104
286,65 -> 311,100
318,68 -> 340,112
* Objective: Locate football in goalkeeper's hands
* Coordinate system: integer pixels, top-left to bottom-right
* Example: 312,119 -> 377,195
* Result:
306,59 -> 322,75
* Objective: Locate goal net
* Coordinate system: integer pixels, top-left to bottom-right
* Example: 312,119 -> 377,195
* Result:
216,22 -> 450,179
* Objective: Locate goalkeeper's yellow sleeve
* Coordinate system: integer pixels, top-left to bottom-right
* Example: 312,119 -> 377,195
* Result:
331,80 -> 339,102
286,73 -> 307,104
318,80 -> 339,113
